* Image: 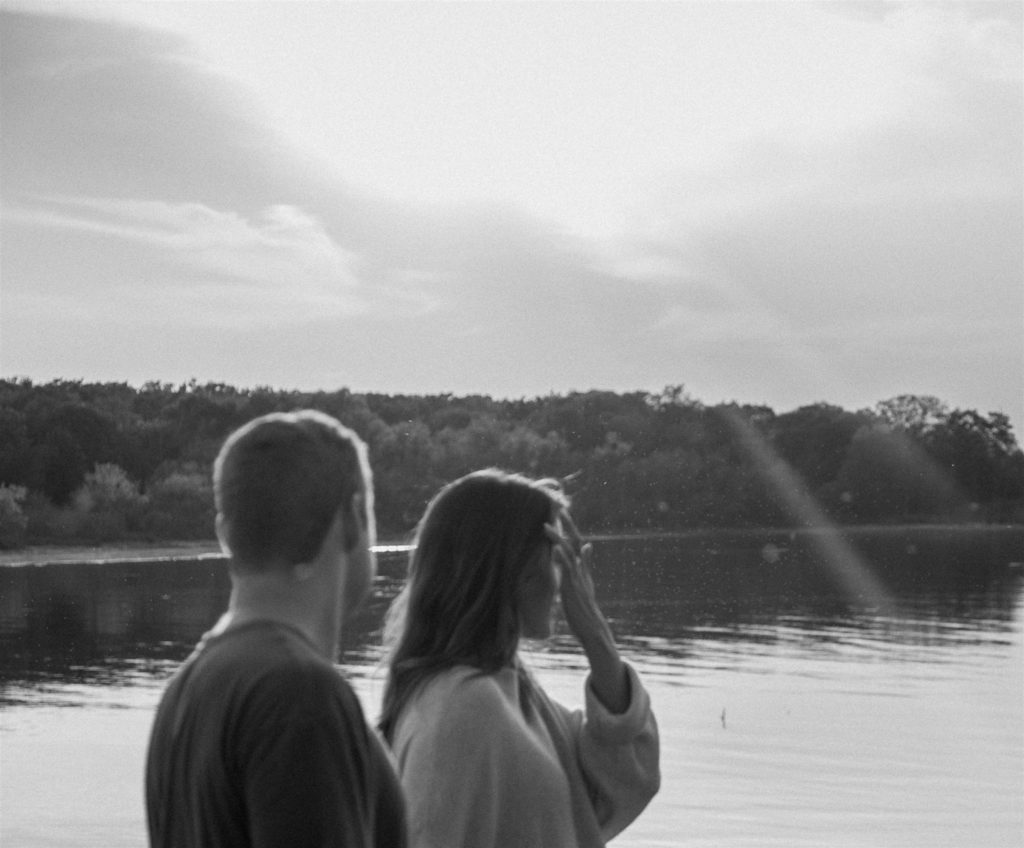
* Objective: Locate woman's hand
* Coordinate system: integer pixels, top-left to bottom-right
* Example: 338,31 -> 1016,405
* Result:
545,510 -> 629,713
545,511 -> 604,645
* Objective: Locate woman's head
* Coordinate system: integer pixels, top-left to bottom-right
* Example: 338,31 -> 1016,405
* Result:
379,469 -> 568,739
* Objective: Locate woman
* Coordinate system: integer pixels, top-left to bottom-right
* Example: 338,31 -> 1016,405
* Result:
379,469 -> 660,848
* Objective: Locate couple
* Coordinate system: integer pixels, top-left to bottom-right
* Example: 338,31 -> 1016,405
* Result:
145,410 -> 660,848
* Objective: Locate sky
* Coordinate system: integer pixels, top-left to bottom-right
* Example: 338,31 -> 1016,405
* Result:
1,1 -> 1021,428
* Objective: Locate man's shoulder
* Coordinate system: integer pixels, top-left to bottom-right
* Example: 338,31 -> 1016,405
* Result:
194,621 -> 329,673
171,622 -> 362,718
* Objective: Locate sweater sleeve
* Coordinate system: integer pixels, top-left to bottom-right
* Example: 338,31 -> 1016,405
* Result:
571,662 -> 661,842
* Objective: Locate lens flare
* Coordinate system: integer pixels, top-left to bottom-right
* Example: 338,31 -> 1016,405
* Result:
719,408 -> 896,615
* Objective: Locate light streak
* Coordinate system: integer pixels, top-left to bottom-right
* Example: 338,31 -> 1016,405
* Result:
718,408 -> 897,615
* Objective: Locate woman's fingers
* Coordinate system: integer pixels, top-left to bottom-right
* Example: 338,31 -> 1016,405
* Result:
573,544 -> 596,593
543,523 -> 563,545
544,523 -> 575,564
544,516 -> 611,644
546,519 -> 597,611
559,510 -> 584,551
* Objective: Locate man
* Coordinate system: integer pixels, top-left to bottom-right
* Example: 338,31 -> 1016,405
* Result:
146,410 -> 406,847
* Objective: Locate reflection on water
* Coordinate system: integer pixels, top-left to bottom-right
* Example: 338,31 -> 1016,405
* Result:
2,526 -> 1022,848
0,557 -> 229,703
591,527 -> 1022,633
1,526 -> 1021,698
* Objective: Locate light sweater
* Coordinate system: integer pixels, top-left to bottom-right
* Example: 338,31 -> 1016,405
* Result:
390,661 -> 660,848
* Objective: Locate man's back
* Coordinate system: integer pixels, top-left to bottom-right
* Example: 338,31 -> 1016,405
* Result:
145,620 -> 405,848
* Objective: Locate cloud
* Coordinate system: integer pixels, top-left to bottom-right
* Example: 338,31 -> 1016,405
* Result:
0,8 -> 327,205
0,5 -> 1020,427
581,3 -> 1022,387
2,196 -> 366,327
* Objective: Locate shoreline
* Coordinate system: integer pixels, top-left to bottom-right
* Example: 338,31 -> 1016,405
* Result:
0,540 -> 223,567
2,523 -> 1020,567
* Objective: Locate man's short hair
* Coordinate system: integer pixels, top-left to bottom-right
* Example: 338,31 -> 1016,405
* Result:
213,410 -> 372,571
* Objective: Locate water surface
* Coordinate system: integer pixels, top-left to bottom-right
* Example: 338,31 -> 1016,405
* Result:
2,526 -> 1022,847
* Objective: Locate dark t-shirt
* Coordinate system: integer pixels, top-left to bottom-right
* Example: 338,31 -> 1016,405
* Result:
145,621 -> 406,848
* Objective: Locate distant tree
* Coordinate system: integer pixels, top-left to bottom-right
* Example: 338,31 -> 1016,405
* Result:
430,415 -> 504,480
161,385 -> 248,463
836,425 -> 963,522
0,408 -> 31,486
30,426 -> 89,505
364,393 -> 433,427
307,389 -> 380,441
38,403 -> 122,465
525,391 -> 652,454
647,384 -> 694,411
370,419 -> 438,533
1,379 -> 1021,539
875,395 -> 949,435
576,448 -> 705,531
927,409 -> 1024,505
770,403 -> 869,490
120,419 -> 179,485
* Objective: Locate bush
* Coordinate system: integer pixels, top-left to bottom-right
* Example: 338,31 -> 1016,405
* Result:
74,463 -> 143,512
73,463 -> 147,542
0,485 -> 28,549
142,467 -> 215,540
23,490 -> 84,543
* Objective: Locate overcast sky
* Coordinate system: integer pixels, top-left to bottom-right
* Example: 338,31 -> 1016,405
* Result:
1,1 -> 1021,428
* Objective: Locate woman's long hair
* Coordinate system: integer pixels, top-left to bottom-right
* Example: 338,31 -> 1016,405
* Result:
378,468 -> 567,742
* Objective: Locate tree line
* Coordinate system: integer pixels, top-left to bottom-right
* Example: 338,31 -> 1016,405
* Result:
0,379 -> 1021,549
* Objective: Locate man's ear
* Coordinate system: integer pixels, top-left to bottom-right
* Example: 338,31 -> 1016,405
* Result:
215,514 -> 232,557
341,491 -> 365,553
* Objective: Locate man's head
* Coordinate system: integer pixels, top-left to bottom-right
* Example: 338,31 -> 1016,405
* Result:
213,410 -> 374,573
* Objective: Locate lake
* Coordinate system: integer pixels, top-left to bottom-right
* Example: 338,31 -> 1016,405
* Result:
1,526 -> 1022,847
